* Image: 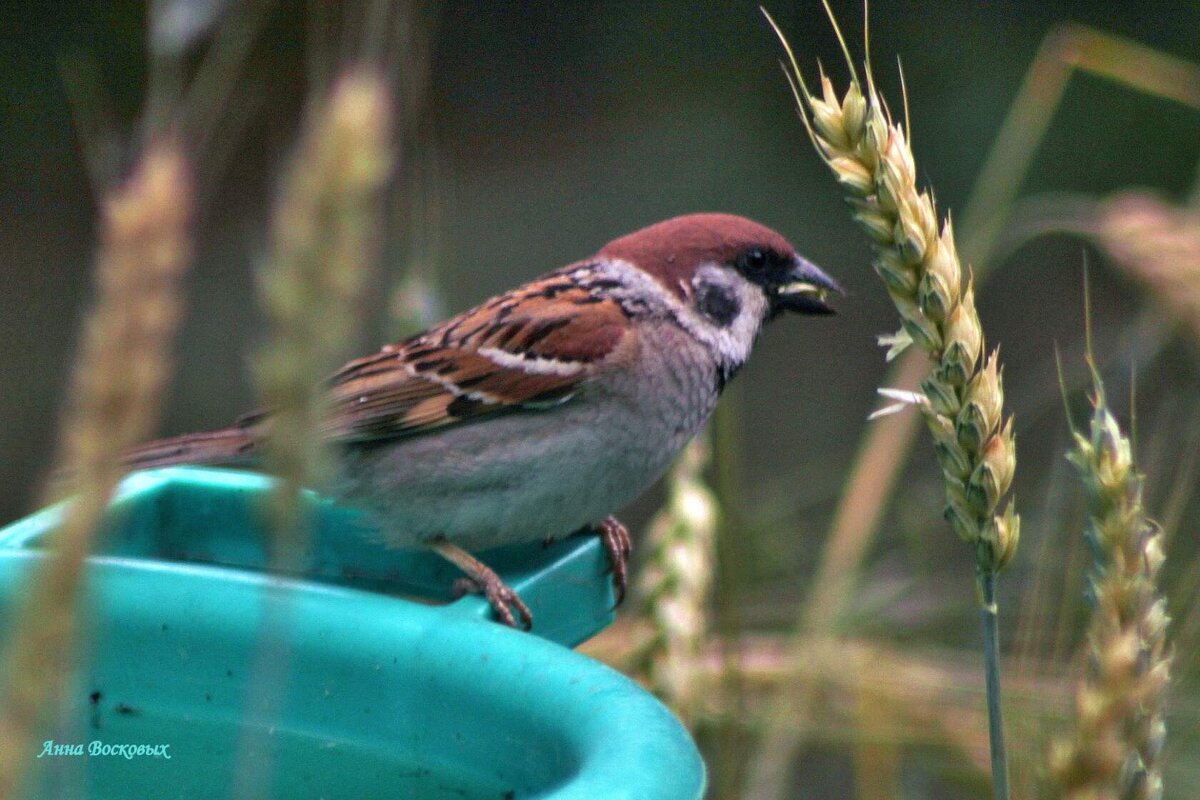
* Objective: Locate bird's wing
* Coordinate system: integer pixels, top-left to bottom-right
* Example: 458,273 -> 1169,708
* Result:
322,266 -> 634,442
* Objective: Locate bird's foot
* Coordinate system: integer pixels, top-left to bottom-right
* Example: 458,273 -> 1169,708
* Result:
452,574 -> 533,631
432,539 -> 533,630
595,515 -> 632,606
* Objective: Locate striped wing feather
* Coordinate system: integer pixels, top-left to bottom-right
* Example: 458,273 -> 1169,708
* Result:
322,272 -> 629,442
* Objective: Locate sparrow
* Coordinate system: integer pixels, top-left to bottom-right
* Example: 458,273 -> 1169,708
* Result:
124,213 -> 841,628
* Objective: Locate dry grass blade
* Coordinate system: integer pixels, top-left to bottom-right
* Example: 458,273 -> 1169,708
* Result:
587,621 -> 1076,776
960,23 -> 1200,265
0,142 -> 193,798
1051,367 -> 1172,800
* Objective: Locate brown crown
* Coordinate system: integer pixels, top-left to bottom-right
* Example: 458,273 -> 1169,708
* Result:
597,213 -> 797,300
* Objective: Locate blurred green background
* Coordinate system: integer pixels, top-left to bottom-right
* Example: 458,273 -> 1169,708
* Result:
1,1 -> 1198,797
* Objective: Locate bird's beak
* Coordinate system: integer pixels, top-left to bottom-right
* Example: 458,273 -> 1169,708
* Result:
771,255 -> 843,315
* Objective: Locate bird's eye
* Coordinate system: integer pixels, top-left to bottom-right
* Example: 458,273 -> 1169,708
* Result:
739,248 -> 768,273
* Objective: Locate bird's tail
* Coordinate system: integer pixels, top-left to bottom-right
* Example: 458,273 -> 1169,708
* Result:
122,426 -> 259,470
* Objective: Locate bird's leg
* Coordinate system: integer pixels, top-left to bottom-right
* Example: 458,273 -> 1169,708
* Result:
430,539 -> 533,630
593,516 -> 632,605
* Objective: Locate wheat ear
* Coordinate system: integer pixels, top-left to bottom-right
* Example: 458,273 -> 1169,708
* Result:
0,142 -> 192,798
767,13 -> 1019,575
233,71 -> 393,798
253,70 -> 393,550
631,437 -> 719,722
764,8 -> 1020,797
1051,365 -> 1171,800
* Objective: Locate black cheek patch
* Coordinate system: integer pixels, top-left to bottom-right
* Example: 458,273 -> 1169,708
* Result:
696,283 -> 741,328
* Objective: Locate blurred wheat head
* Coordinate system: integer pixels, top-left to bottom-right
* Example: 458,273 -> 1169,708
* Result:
630,436 -> 720,722
1051,367 -> 1172,800
229,67 -> 394,800
1094,192 -> 1200,344
253,70 -> 393,556
0,141 -> 193,797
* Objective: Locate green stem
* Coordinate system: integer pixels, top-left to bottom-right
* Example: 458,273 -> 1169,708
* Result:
979,567 -> 1011,800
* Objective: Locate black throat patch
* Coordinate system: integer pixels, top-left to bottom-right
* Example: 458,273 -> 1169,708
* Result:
715,361 -> 743,394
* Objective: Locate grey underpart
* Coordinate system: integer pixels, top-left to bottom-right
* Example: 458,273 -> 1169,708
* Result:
331,318 -> 718,552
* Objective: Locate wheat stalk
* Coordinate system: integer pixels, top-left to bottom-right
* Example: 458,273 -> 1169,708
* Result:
0,141 -> 192,798
765,8 -> 1020,797
1051,366 -> 1171,800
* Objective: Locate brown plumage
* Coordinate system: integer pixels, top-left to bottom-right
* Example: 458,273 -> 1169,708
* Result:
121,425 -> 260,469
122,260 -> 636,469
118,213 -> 841,628
322,267 -> 633,441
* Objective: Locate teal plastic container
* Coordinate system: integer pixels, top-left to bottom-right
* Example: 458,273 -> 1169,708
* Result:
0,468 -> 705,799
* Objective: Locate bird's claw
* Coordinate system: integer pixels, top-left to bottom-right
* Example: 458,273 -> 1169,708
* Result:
454,575 -> 533,630
597,516 -> 632,606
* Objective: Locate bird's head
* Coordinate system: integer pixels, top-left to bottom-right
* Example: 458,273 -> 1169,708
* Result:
597,213 -> 841,383
598,212 -> 841,323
